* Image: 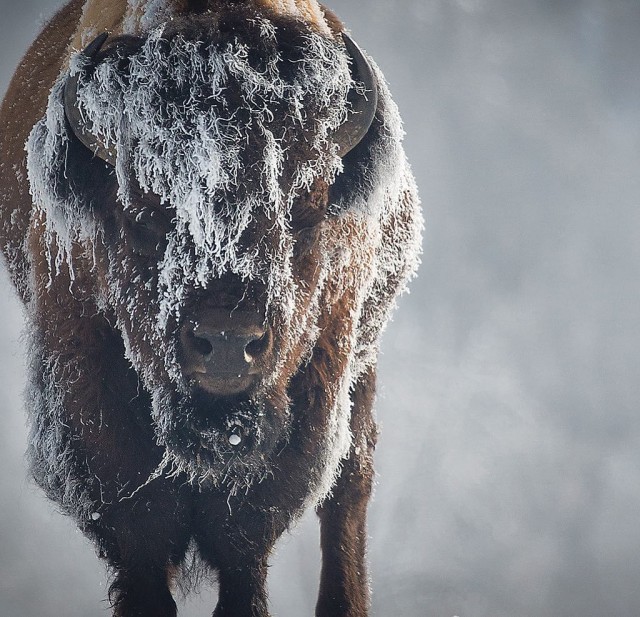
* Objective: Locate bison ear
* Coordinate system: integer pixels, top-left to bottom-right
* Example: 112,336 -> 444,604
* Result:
331,33 -> 378,158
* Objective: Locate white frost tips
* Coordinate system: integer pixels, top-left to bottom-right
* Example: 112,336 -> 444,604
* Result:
25,18 -> 422,504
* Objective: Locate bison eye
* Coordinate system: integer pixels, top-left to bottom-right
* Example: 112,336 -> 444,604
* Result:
123,207 -> 169,257
290,179 -> 330,231
293,225 -> 322,260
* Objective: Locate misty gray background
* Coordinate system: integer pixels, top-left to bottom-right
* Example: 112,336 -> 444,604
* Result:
1,0 -> 639,615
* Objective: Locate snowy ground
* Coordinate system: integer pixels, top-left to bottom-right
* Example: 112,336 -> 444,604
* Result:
2,1 -> 640,616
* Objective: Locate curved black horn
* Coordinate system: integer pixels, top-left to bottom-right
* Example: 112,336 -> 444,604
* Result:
333,33 -> 379,157
64,32 -> 118,166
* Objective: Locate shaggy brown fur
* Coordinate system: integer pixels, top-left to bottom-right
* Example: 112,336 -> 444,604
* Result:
0,1 -> 421,616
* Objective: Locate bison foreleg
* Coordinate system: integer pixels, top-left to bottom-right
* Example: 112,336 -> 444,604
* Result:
316,367 -> 378,617
194,503 -> 278,617
90,487 -> 192,617
108,569 -> 178,617
82,480 -> 192,617
213,560 -> 270,617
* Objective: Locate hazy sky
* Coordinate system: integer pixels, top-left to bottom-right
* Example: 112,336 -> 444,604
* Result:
2,1 -> 640,616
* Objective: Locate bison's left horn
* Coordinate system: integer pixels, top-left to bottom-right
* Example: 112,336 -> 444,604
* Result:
333,33 -> 379,157
64,32 -> 118,166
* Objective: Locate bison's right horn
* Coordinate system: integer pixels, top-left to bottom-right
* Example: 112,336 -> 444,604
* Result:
64,32 -> 118,166
332,33 -> 379,157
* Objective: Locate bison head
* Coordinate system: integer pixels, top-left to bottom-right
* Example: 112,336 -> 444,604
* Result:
26,8 -> 417,496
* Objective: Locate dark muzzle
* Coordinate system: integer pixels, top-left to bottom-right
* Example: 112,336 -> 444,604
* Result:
179,309 -> 272,395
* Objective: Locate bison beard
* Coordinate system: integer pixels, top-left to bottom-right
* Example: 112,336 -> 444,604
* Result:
1,1 -> 422,616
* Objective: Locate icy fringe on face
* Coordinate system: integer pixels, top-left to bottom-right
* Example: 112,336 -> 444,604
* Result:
28,21 -> 349,291
25,20 -> 422,507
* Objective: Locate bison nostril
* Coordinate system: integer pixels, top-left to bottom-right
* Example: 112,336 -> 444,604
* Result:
190,331 -> 213,357
244,331 -> 269,363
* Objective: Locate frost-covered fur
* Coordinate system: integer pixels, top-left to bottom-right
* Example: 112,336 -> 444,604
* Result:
27,16 -> 419,504
2,2 -> 421,615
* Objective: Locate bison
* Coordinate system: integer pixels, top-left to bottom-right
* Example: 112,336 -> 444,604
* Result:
0,0 -> 422,615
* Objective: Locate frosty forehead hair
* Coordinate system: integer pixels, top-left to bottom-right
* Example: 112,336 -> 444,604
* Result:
39,13 -> 379,325
64,18 -> 363,254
